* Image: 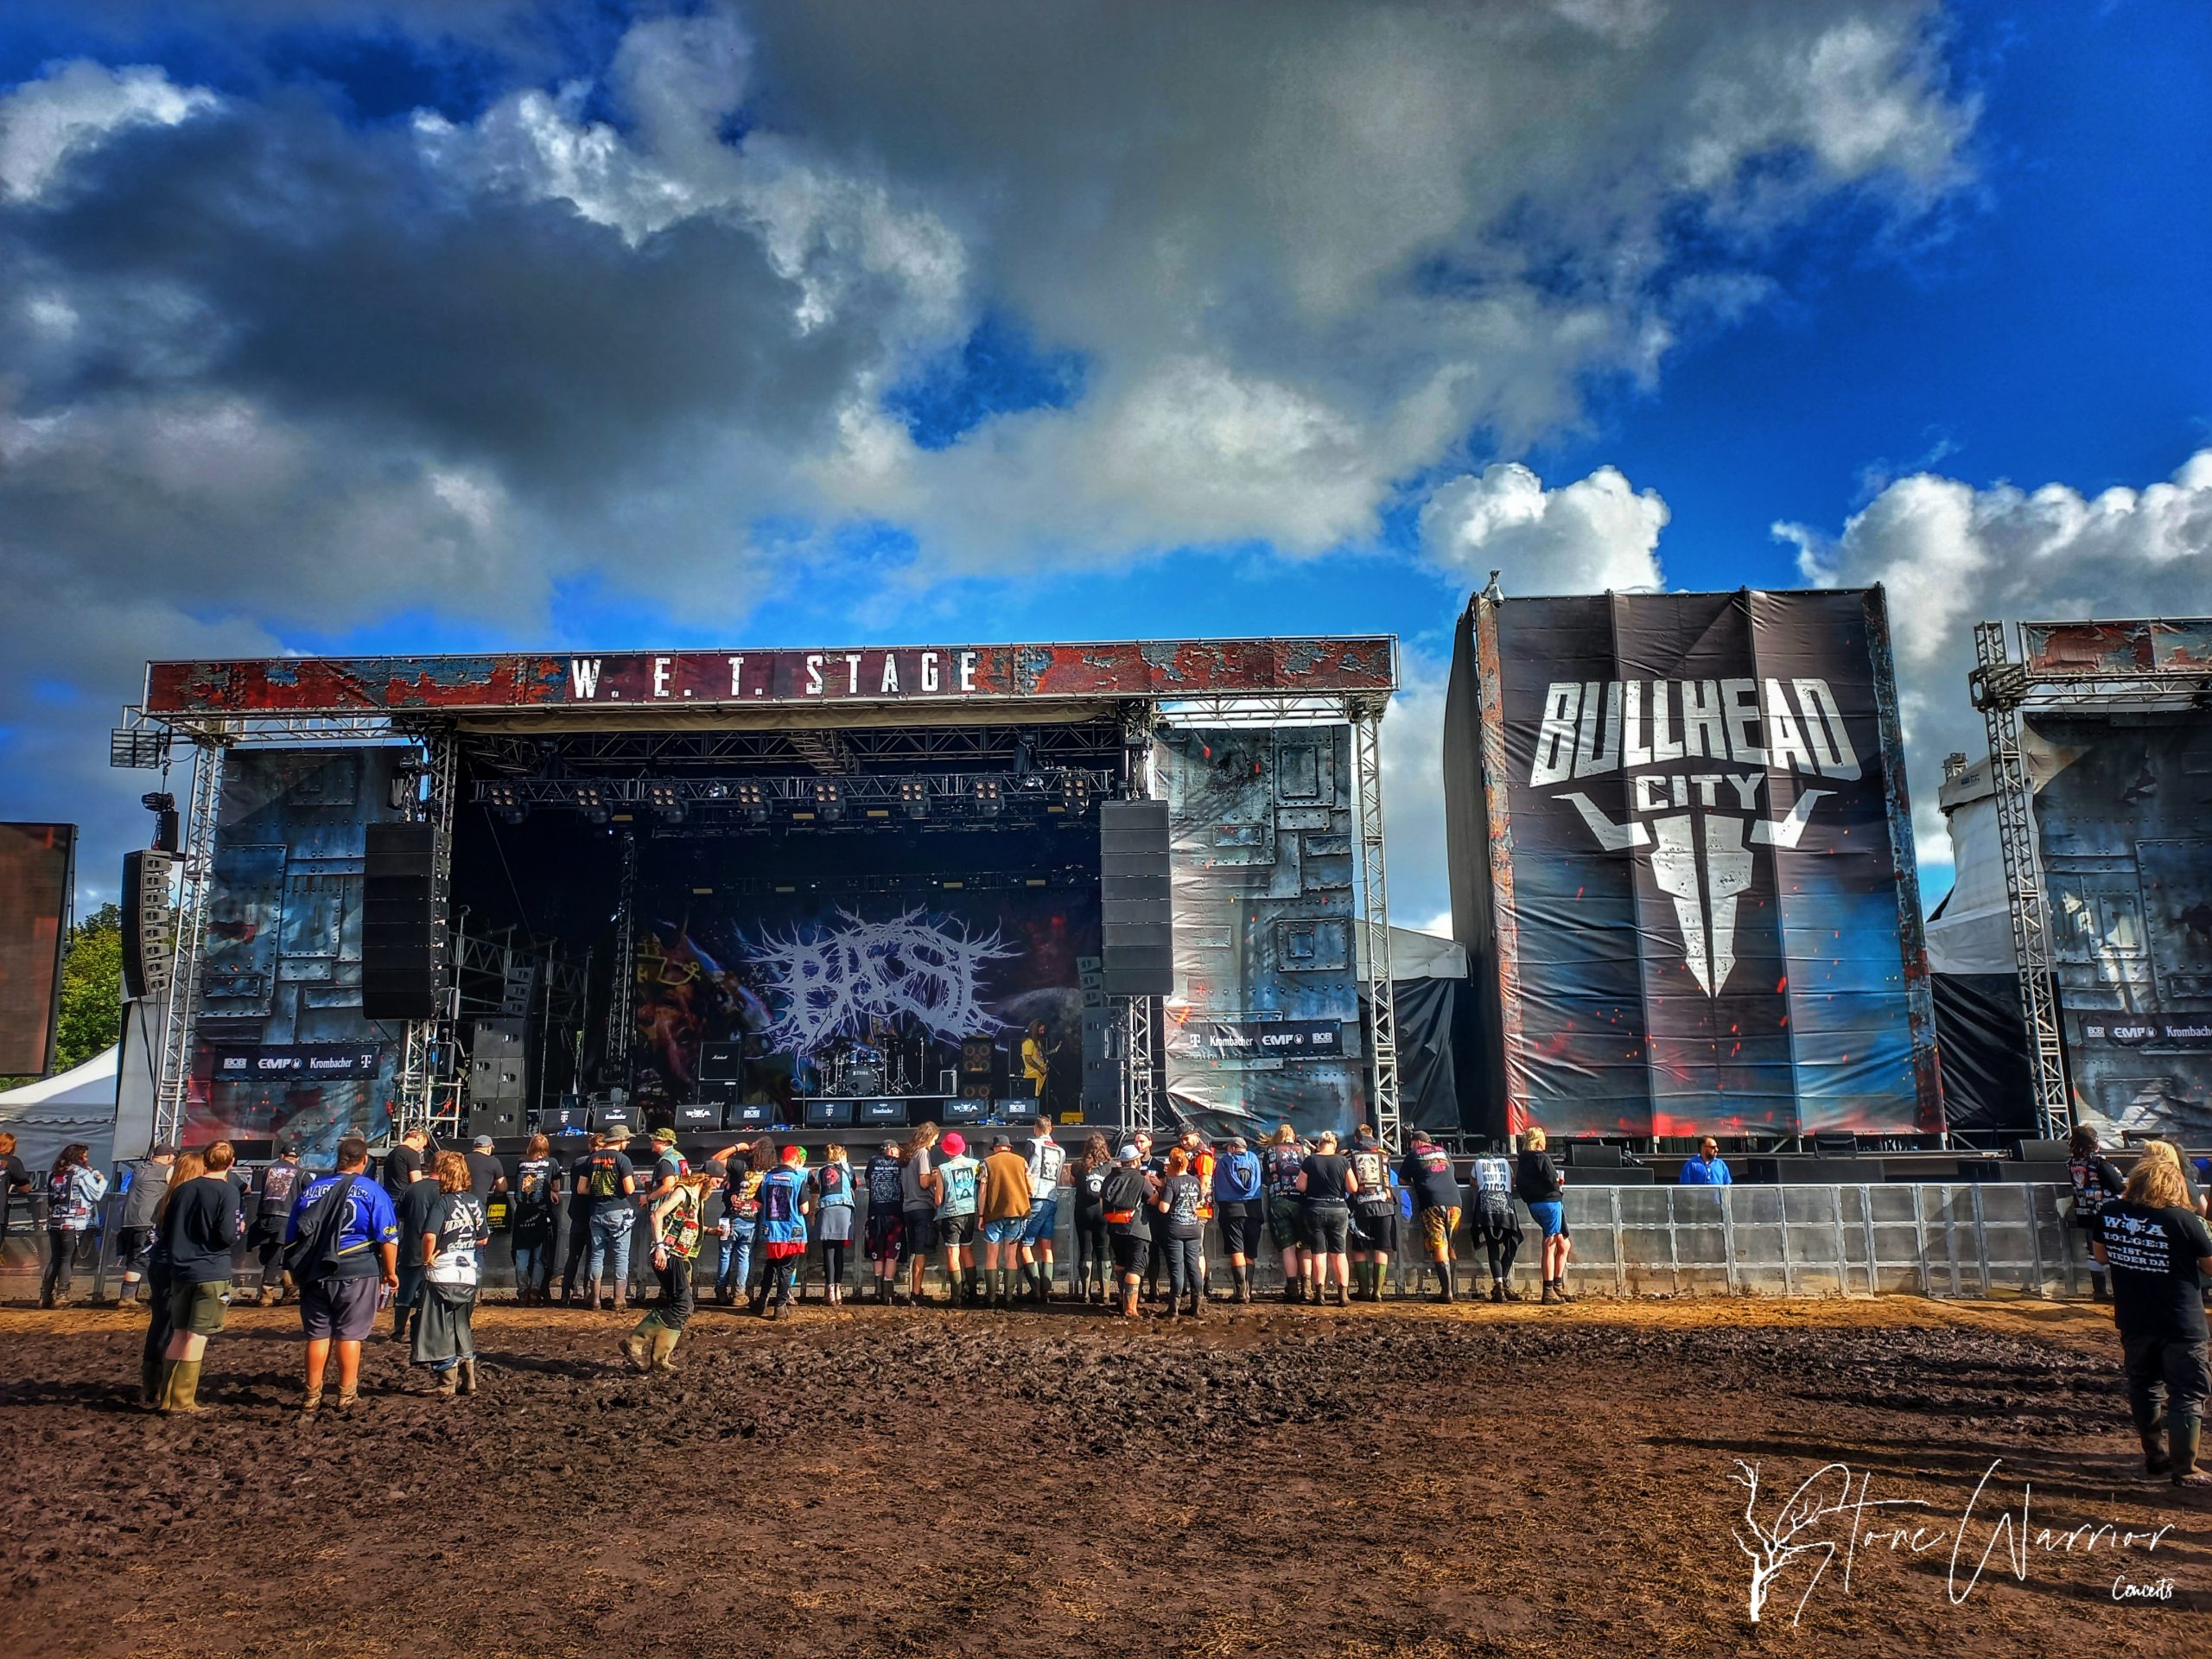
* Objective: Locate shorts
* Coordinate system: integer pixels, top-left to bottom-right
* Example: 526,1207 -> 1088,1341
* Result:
167,1280 -> 229,1337
937,1213 -> 977,1247
1303,1205 -> 1351,1255
900,1208 -> 938,1260
1110,1235 -> 1151,1276
867,1209 -> 904,1259
1217,1204 -> 1262,1258
298,1276 -> 381,1342
1528,1200 -> 1566,1238
982,1216 -> 1028,1244
1419,1205 -> 1461,1253
1351,1208 -> 1396,1254
1022,1198 -> 1059,1245
1267,1194 -> 1306,1251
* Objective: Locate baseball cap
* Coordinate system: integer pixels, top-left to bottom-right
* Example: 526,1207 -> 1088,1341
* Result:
940,1131 -> 966,1157
149,1142 -> 179,1159
473,1135 -> 495,1150
991,1134 -> 1012,1149
1116,1143 -> 1140,1164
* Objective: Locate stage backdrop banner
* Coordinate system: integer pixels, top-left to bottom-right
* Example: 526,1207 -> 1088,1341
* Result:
627,868 -> 1096,1119
188,749 -> 403,1155
2024,709 -> 2212,1141
1158,725 -> 1367,1138
0,823 -> 75,1077
1445,589 -> 1939,1140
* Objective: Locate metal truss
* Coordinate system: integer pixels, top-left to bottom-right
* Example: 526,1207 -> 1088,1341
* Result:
1119,698 -> 1159,1141
152,735 -> 226,1149
135,707 -> 408,747
460,717 -> 1123,775
1348,695 -> 1402,1154
1967,620 -> 2212,1143
474,767 -> 1117,820
604,832 -> 640,1096
1157,694 -> 1352,728
394,733 -> 461,1138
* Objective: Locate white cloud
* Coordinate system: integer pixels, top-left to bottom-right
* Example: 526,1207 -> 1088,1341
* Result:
1782,448 -> 2212,849
1380,647 -> 1453,931
1420,462 -> 1669,594
0,60 -> 217,200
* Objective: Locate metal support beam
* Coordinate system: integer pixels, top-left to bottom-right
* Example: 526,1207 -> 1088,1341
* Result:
1350,696 -> 1402,1153
1119,698 -> 1159,1139
394,732 -> 461,1138
153,736 -> 226,1150
1969,622 -> 2070,1141
604,832 -> 640,1096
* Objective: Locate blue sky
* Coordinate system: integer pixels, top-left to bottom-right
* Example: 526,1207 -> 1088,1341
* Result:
2,1 -> 2208,925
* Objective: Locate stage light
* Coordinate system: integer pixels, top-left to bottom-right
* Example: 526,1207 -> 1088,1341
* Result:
481,780 -> 522,810
899,778 -> 929,820
111,727 -> 164,770
813,779 -> 844,822
972,778 -> 1002,817
572,783 -> 606,810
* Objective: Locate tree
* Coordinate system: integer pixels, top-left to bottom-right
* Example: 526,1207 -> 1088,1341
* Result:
52,903 -> 123,1072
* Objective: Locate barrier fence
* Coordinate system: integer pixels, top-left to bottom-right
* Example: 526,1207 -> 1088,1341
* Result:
2,1182 -> 2095,1302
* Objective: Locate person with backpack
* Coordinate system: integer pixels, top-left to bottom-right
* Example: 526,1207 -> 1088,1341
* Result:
715,1147 -> 764,1306
812,1142 -> 855,1306
509,1149 -> 560,1304
2069,1125 -> 2128,1303
577,1127 -> 638,1311
1400,1130 -> 1462,1303
864,1140 -> 906,1304
287,1134 -> 401,1414
929,1131 -> 982,1306
1209,1135 -> 1263,1305
1101,1143 -> 1154,1320
1517,1125 -> 1571,1305
756,1146 -> 812,1319
250,1142 -> 309,1306
413,1151 -> 490,1397
38,1142 -> 108,1309
153,1145 -> 235,1414
1260,1125 -> 1308,1304
1346,1125 -> 1397,1302
625,1168 -> 710,1370
1019,1116 -> 1067,1303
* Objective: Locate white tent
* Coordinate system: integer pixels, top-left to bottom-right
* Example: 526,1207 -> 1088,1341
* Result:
0,1046 -> 119,1173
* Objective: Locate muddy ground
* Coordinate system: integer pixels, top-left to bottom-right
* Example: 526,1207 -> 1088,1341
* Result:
0,1292 -> 2203,1657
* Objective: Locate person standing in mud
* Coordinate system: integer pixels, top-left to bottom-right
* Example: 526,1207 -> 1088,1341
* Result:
931,1131 -> 983,1306
715,1147 -> 763,1306
1401,1128 -> 1462,1303
250,1141 -> 308,1306
1152,1147 -> 1205,1320
1261,1125 -> 1308,1304
1101,1143 -> 1154,1319
509,1147 -> 559,1305
1296,1131 -> 1356,1307
865,1140 -> 906,1304
578,1127 -> 639,1312
1210,1134 -> 1263,1304
115,1143 -> 176,1309
1345,1126 -> 1396,1302
626,1168 -> 710,1370
557,1130 -> 599,1304
1071,1133 -> 1114,1303
154,1141 -> 238,1414
392,1141 -> 442,1340
2069,1126 -> 2127,1303
813,1142 -> 855,1306
413,1151 -> 490,1397
1020,1116 -> 1067,1302
900,1122 -> 941,1305
289,1134 -> 402,1414
1517,1126 -> 1571,1304
2093,1150 -> 2212,1486
757,1146 -> 811,1319
137,1149 -> 203,1408
0,1132 -> 32,1255
39,1142 -> 107,1309
1467,1147 -> 1522,1302
979,1134 -> 1033,1308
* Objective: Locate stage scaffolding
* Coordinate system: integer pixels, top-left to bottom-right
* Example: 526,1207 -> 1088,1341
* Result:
1968,618 -> 2212,1144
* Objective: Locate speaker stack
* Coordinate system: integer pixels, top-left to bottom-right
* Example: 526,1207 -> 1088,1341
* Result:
958,1036 -> 997,1101
121,849 -> 176,1003
1099,799 -> 1173,997
466,1017 -> 527,1140
362,822 -> 442,1021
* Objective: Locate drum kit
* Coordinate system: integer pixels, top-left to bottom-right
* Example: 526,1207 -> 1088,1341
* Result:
817,1026 -> 918,1098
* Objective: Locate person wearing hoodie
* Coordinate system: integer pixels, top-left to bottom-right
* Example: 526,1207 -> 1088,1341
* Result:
39,1143 -> 108,1309
1210,1135 -> 1264,1304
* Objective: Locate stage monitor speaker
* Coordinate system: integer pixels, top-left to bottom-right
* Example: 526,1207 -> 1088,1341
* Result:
859,1098 -> 909,1128
698,1040 -> 746,1082
941,1096 -> 986,1125
467,1101 -> 522,1141
1564,1141 -> 1623,1166
362,821 -> 441,1020
805,1099 -> 855,1128
541,1104 -> 590,1138
675,1101 -> 724,1130
1099,799 -> 1173,996
593,1103 -> 635,1133
121,849 -> 177,1002
728,1101 -> 772,1130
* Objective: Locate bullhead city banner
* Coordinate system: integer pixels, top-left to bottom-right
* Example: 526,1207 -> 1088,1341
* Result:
1443,588 -> 1940,1139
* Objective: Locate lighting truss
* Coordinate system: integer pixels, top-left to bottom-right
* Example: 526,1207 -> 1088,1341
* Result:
469,769 -> 1116,822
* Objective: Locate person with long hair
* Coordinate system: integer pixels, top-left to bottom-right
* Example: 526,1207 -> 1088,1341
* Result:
813,1142 -> 855,1306
155,1141 -> 238,1414
1153,1147 -> 1205,1320
39,1141 -> 107,1309
1260,1124 -> 1307,1304
2068,1125 -> 2127,1303
137,1150 -> 204,1408
863,1139 -> 906,1303
1071,1133 -> 1113,1303
510,1135 -> 560,1305
1517,1126 -> 1570,1304
2093,1149 -> 2212,1487
715,1147 -> 762,1306
413,1151 -> 490,1397
626,1168 -> 710,1370
900,1122 -> 942,1304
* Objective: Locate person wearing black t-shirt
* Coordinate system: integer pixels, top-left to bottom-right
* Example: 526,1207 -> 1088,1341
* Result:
558,1132 -> 601,1303
156,1141 -> 239,1415
1516,1127 -> 1572,1305
1152,1150 -> 1206,1320
1296,1131 -> 1356,1307
2068,1126 -> 2128,1303
2094,1154 -> 2212,1486
392,1160 -> 442,1342
1100,1144 -> 1154,1319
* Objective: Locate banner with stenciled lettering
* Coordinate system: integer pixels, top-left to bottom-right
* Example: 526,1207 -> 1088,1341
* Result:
1446,588 -> 1938,1139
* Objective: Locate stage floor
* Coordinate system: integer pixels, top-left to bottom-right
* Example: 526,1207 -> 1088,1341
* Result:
0,1297 -> 2201,1656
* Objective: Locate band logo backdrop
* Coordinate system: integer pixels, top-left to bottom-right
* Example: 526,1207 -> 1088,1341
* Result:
2025,709 -> 2212,1141
0,822 -> 75,1077
1446,589 -> 1939,1139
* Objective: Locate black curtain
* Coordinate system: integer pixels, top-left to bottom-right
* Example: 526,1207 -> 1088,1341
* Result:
1934,972 -> 2037,1134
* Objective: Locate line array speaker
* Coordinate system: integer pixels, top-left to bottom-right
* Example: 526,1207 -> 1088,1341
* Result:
121,849 -> 176,1003
1098,799 -> 1173,997
362,821 -> 442,1021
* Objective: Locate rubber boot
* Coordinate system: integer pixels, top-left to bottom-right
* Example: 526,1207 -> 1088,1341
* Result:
2140,1425 -> 2171,1477
161,1358 -> 209,1415
460,1358 -> 479,1395
2171,1414 -> 2207,1487
1490,1280 -> 1505,1305
143,1358 -> 168,1410
435,1365 -> 461,1397
1283,1278 -> 1300,1305
620,1318 -> 653,1371
1120,1283 -> 1141,1319
1435,1268 -> 1455,1305
2091,1271 -> 2110,1304
1186,1289 -> 1205,1320
963,1267 -> 980,1306
1541,1281 -> 1560,1305
649,1327 -> 681,1372
391,1300 -> 409,1340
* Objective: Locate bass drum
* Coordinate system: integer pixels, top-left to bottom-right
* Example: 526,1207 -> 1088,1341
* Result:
839,1064 -> 884,1098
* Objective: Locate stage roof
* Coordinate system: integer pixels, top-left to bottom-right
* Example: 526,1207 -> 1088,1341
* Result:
144,638 -> 1396,720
